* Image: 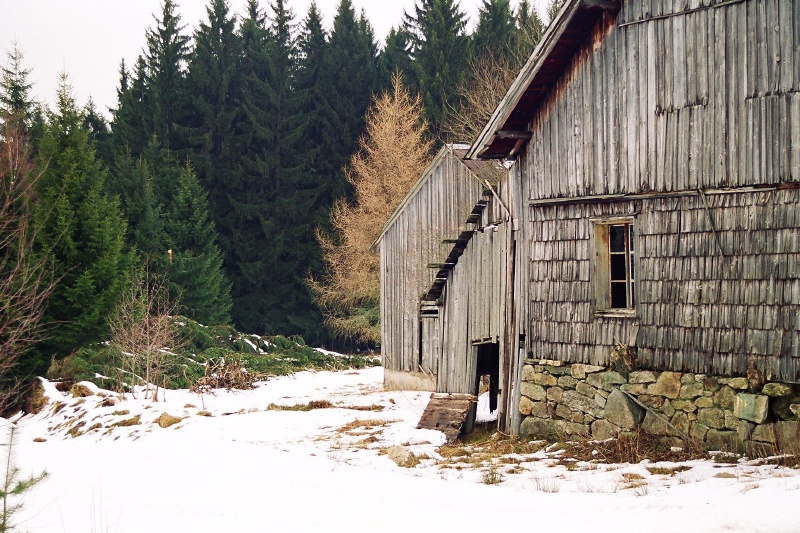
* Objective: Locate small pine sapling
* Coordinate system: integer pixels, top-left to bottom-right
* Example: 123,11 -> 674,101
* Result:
0,426 -> 47,532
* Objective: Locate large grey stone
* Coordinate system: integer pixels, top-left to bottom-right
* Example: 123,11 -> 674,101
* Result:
586,371 -> 627,392
762,382 -> 794,397
558,375 -> 578,389
546,386 -> 563,403
641,410 -> 670,436
533,372 -> 558,386
751,423 -> 777,444
591,419 -> 621,440
734,393 -> 769,424
603,389 -> 645,430
696,408 -> 725,430
705,430 -> 745,453
520,382 -> 546,402
651,372 -> 682,399
776,421 -> 800,454
521,365 -> 537,382
519,395 -> 535,416
561,390 -> 604,418
679,382 -> 705,399
628,370 -> 658,384
571,364 -> 605,379
714,386 -> 737,409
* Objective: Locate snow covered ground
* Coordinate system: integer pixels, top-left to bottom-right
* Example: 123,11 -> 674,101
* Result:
6,367 -> 800,532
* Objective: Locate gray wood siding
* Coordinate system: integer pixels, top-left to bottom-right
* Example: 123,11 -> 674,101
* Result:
526,0 -> 800,200
636,188 -> 800,381
379,147 -> 503,376
527,189 -> 800,382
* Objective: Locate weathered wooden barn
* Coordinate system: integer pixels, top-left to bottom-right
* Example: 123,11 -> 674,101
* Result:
382,0 -> 800,447
375,145 -> 514,427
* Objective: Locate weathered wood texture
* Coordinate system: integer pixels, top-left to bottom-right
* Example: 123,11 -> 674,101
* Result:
528,189 -> 800,381
526,0 -> 800,200
379,146 -> 508,388
416,393 -> 476,442
521,0 -> 800,383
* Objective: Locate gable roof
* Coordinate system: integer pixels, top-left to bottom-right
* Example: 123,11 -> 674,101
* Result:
467,0 -> 621,160
372,144 -> 504,249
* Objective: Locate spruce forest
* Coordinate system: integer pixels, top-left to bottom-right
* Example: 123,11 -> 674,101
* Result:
0,0 -> 560,409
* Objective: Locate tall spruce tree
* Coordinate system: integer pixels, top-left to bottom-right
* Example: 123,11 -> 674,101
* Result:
0,43 -> 35,126
514,0 -> 545,60
184,0 -> 242,292
33,77 -> 129,366
471,0 -> 516,62
144,0 -> 191,151
378,27 -> 415,92
404,0 -> 469,137
321,0 -> 379,182
164,163 -> 231,325
231,0 -> 273,332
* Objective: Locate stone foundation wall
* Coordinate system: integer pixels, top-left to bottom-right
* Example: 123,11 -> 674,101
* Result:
518,359 -> 800,454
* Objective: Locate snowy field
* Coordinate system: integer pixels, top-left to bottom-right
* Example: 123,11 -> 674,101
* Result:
6,367 -> 800,532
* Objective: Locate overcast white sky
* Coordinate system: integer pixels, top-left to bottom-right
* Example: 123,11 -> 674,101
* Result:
1,0 -> 549,117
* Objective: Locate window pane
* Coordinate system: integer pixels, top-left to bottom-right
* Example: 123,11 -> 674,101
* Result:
631,282 -> 635,306
610,225 -> 626,252
630,254 -> 635,281
611,282 -> 627,308
628,224 -> 634,251
610,254 -> 627,281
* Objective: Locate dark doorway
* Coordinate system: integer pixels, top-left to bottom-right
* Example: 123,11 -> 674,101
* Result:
463,342 -> 500,434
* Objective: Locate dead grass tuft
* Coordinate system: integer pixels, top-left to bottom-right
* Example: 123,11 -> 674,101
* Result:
268,400 -> 334,412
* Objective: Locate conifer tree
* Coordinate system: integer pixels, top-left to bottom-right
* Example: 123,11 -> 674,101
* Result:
547,0 -> 567,24
378,27 -> 415,92
184,0 -> 242,268
164,163 -> 231,325
143,0 -> 191,151
0,43 -> 35,126
33,77 -> 129,365
404,0 -> 469,137
112,57 -> 151,156
471,0 -> 516,62
514,0 -> 545,59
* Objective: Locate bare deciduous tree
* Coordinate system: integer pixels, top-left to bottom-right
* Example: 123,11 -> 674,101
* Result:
309,74 -> 433,344
0,117 -> 55,413
441,52 -> 526,145
109,266 -> 182,401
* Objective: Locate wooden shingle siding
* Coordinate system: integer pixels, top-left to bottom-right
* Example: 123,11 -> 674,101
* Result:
527,188 -> 800,382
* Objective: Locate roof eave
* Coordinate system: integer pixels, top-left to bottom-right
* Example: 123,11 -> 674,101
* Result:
466,0 -> 621,161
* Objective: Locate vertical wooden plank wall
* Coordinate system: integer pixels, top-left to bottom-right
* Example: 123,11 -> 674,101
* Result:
518,0 -> 800,382
379,147 -> 503,379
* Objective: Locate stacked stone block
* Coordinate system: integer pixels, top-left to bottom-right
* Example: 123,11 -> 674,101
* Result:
518,359 -> 800,454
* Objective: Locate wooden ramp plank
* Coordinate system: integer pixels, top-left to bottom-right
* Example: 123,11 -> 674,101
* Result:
416,393 -> 476,443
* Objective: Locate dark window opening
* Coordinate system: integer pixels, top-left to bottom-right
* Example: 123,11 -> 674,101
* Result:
608,223 -> 635,309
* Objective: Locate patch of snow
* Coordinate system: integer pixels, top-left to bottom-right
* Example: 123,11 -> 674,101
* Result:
7,367 -> 800,533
